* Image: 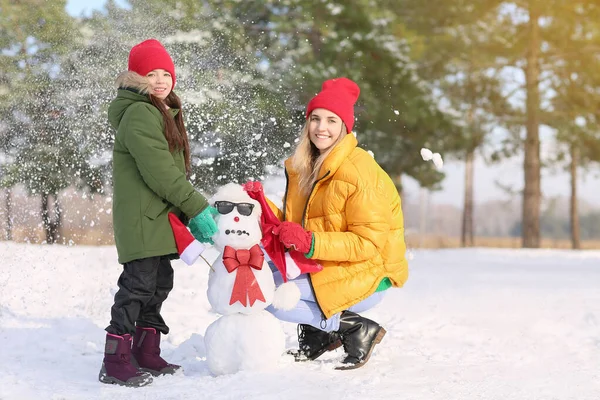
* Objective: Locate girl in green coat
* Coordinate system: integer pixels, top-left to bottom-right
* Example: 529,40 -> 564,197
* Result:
99,39 -> 217,387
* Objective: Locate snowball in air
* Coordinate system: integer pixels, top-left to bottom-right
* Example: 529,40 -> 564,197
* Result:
420,148 -> 433,161
432,153 -> 444,169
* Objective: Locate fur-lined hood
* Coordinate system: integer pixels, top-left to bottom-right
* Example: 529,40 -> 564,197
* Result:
115,70 -> 152,94
108,72 -> 155,130
108,71 -> 179,131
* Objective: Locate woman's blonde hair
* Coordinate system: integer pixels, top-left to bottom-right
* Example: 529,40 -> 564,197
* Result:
291,117 -> 347,195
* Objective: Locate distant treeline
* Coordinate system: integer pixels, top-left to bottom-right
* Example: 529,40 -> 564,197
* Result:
2,1 -> 600,248
508,212 -> 600,240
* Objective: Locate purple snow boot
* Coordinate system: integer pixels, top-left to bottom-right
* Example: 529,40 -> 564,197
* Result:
131,326 -> 181,376
99,333 -> 153,387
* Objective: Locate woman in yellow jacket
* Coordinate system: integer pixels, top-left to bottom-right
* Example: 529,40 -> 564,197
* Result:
266,77 -> 408,370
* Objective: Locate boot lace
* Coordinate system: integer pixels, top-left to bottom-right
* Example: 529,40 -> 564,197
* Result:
297,324 -> 309,352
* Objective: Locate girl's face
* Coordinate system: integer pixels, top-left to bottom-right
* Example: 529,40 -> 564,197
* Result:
308,108 -> 345,153
146,69 -> 173,100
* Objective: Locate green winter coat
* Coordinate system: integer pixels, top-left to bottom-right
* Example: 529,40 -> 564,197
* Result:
108,73 -> 208,264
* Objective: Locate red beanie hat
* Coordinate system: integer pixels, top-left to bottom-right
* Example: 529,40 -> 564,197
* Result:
128,39 -> 176,86
305,77 -> 360,132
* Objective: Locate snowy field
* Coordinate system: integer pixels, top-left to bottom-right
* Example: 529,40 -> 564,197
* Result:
1,242 -> 599,400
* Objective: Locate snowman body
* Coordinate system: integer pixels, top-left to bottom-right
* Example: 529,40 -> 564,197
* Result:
207,251 -> 275,316
204,183 -> 293,375
204,311 -> 285,375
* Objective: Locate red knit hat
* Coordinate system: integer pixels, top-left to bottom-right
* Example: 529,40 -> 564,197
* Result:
128,39 -> 176,86
305,77 -> 360,132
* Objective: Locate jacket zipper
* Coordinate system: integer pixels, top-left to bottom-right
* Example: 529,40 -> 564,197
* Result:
300,170 -> 330,228
301,170 -> 331,324
282,169 -> 290,222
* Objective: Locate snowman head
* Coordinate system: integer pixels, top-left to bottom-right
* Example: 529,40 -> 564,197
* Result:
210,183 -> 263,251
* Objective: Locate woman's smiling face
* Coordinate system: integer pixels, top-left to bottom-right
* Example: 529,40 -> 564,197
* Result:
308,108 -> 345,153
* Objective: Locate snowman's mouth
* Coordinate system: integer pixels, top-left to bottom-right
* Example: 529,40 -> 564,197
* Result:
225,229 -> 250,236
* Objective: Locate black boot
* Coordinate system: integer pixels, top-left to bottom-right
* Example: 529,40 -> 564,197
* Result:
287,324 -> 342,362
336,311 -> 386,370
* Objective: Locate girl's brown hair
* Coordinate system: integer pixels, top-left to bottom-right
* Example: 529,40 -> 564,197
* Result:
149,92 -> 191,176
291,117 -> 347,195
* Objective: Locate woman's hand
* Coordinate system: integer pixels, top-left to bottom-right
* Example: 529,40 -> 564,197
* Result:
272,221 -> 313,254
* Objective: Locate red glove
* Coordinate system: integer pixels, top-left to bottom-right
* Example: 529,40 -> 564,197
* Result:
272,221 -> 313,254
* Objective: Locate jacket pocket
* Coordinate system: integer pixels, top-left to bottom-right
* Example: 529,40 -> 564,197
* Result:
144,194 -> 169,220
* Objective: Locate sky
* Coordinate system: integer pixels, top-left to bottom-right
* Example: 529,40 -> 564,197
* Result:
404,141 -> 600,208
66,0 -> 128,16
64,0 -> 600,209
1,242 -> 599,399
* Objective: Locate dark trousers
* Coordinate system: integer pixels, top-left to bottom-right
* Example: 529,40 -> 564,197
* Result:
106,256 -> 174,336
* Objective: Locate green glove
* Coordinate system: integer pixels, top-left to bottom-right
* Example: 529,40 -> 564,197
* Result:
189,206 -> 218,244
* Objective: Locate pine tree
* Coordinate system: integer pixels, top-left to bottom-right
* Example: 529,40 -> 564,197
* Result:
223,0 -> 465,192
0,0 -> 85,243
543,1 -> 600,248
396,0 -> 520,246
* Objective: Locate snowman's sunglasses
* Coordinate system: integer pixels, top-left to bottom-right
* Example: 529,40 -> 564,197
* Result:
214,201 -> 255,216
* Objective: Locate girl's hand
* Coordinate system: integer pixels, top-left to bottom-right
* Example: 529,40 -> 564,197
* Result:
189,206 -> 218,244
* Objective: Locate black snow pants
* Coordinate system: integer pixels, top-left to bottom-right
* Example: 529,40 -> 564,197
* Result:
105,256 -> 174,336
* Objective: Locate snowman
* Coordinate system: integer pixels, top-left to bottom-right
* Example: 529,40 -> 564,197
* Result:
203,183 -> 301,376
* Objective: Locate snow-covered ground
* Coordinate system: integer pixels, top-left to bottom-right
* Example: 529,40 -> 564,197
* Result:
1,242 -> 599,399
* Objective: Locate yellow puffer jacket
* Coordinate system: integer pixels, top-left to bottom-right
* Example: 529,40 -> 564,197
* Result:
269,134 -> 408,319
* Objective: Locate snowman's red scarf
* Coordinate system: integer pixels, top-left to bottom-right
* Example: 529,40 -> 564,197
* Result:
222,244 -> 266,307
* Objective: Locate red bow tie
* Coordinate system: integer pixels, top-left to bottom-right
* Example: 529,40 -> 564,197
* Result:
222,244 -> 265,307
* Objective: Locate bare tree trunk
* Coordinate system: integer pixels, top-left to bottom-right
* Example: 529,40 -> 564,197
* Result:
52,195 -> 62,243
461,150 -> 475,247
522,5 -> 541,248
41,193 -> 52,244
570,144 -> 580,249
41,193 -> 62,244
309,26 -> 322,58
4,188 -> 12,240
